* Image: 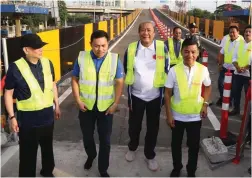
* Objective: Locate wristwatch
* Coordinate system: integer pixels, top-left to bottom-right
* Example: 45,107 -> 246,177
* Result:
203,101 -> 209,106
9,115 -> 15,120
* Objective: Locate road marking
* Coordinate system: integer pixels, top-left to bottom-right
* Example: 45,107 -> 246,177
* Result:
1,10 -> 143,168
1,145 -> 19,168
207,107 -> 220,130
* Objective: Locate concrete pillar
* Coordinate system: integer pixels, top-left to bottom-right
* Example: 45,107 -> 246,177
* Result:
15,16 -> 21,37
45,15 -> 48,30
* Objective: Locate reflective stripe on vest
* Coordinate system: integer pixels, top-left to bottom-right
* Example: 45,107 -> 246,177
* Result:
237,41 -> 251,67
15,58 -> 53,111
78,51 -> 118,111
168,38 -> 183,65
125,40 -> 166,87
224,36 -> 242,64
171,62 -> 204,114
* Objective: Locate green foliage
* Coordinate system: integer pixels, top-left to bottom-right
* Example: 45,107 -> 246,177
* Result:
58,0 -> 69,25
21,14 -> 45,27
68,14 -> 92,25
214,4 -> 243,16
187,8 -> 214,19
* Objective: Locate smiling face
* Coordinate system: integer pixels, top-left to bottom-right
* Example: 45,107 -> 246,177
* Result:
182,44 -> 199,67
90,37 -> 108,58
138,22 -> 155,46
244,28 -> 251,42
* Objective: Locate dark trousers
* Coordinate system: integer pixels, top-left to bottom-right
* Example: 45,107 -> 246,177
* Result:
79,110 -> 113,173
171,120 -> 202,172
218,67 -> 235,102
19,124 -> 55,177
128,95 -> 161,159
232,74 -> 250,110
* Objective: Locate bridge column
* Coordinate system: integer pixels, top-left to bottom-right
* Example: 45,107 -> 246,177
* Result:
14,15 -> 21,37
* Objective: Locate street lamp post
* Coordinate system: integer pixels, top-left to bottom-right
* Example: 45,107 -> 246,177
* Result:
94,0 -> 96,23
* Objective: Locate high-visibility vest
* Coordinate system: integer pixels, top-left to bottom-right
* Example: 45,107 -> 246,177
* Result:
125,40 -> 166,87
15,57 -> 53,111
224,36 -> 242,64
168,38 -> 183,65
78,51 -> 118,112
171,62 -> 204,114
237,41 -> 251,67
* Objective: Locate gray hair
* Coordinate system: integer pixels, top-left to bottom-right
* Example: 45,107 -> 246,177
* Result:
138,21 -> 156,32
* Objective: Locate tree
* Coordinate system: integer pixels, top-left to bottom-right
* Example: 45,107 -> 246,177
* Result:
187,8 -> 214,19
58,0 -> 69,26
214,4 -> 243,17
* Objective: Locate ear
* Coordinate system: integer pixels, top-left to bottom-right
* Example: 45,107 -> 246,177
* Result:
23,47 -> 28,55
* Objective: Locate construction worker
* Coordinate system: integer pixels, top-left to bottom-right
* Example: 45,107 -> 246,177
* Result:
164,38 -> 211,177
165,26 -> 183,68
216,26 -> 243,106
4,34 -> 60,177
71,30 -> 124,177
124,21 -> 169,171
229,25 -> 251,116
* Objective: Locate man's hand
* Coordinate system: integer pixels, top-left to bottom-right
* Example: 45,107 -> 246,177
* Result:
218,64 -> 223,71
10,118 -> 19,132
78,101 -> 87,112
105,103 -> 118,115
200,105 -> 208,119
54,106 -> 61,120
166,116 -> 175,128
236,66 -> 243,73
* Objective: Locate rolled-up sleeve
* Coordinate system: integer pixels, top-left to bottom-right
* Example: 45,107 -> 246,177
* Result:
72,59 -> 80,77
165,68 -> 175,88
115,58 -> 124,79
203,67 -> 211,86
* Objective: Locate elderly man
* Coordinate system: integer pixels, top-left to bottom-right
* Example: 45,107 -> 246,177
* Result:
165,38 -> 211,177
123,21 -> 170,171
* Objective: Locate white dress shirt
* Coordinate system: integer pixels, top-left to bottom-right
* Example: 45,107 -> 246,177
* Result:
232,40 -> 252,77
132,41 -> 161,101
165,63 -> 211,122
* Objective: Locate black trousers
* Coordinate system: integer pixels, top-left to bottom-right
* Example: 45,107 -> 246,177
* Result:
79,110 -> 113,173
218,67 -> 235,102
19,123 -> 55,177
128,95 -> 161,159
171,120 -> 202,172
232,74 -> 250,110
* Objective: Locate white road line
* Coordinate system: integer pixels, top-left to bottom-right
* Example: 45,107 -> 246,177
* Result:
1,10 -> 143,168
1,145 -> 19,168
207,107 -> 220,131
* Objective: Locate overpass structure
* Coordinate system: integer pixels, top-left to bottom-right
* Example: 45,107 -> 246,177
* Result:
66,5 -> 134,14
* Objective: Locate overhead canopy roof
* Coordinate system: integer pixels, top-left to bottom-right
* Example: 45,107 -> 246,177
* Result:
1,4 -> 49,14
223,9 -> 250,17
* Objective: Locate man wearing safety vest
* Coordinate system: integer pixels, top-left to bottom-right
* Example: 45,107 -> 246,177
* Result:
165,38 -> 212,177
164,26 -> 183,68
72,30 -> 124,177
229,25 -> 251,116
4,34 -> 61,177
124,21 -> 170,171
216,26 -> 243,107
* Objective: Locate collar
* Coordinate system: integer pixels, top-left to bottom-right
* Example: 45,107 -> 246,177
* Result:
183,62 -> 196,70
23,57 -> 40,66
230,36 -> 241,43
138,40 -> 155,50
90,50 -> 107,60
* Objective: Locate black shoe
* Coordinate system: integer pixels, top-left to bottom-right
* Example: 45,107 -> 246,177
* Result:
216,98 -> 222,107
100,172 -> 110,177
187,171 -> 196,177
84,158 -> 94,170
40,170 -> 54,177
248,167 -> 251,175
229,109 -> 240,116
170,169 -> 181,177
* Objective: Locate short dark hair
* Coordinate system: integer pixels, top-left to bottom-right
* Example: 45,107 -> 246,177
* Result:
229,25 -> 239,32
90,30 -> 109,42
181,37 -> 199,50
173,26 -> 182,33
244,25 -> 251,33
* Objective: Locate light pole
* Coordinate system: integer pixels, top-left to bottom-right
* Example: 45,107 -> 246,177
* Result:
94,0 -> 96,23
215,0 -> 218,20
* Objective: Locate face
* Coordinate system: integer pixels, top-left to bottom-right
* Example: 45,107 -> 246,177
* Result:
229,28 -> 239,41
190,27 -> 197,34
139,23 -> 155,45
244,28 -> 251,42
24,47 -> 43,59
91,37 -> 108,58
182,44 -> 199,66
173,28 -> 182,40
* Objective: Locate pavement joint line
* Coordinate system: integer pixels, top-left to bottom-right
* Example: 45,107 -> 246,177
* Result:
155,9 -> 222,131
1,9 -> 143,168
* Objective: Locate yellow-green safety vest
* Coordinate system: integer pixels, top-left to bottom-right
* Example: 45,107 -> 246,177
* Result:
237,41 -> 251,67
224,36 -> 242,64
78,51 -> 118,112
125,40 -> 166,87
168,38 -> 183,65
15,57 -> 54,111
171,62 -> 205,114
